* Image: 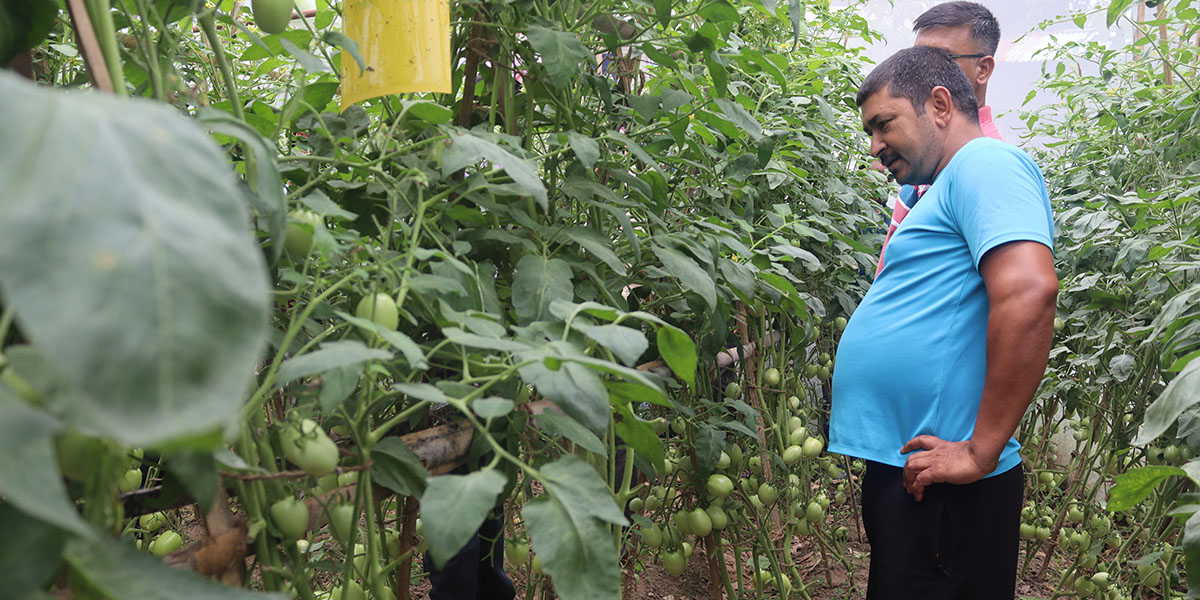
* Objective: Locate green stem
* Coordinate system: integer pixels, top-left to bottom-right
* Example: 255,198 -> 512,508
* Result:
85,0 -> 128,95
198,10 -> 244,120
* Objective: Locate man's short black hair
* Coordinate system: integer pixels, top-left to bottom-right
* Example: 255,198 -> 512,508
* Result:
913,1 -> 1000,56
855,46 -> 979,122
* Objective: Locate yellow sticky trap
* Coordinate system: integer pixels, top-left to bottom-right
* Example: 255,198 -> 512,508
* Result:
341,0 -> 451,110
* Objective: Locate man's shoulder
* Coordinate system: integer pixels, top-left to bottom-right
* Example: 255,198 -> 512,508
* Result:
952,138 -> 1040,178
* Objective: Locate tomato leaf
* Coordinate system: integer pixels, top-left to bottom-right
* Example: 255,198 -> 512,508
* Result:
1134,358 -> 1200,445
512,255 -> 574,325
656,324 -> 698,387
418,470 -> 507,569
441,133 -> 547,210
1107,465 -> 1186,512
574,323 -> 648,366
371,437 -> 429,497
612,402 -> 665,474
535,412 -> 606,455
275,340 -> 393,386
651,244 -> 717,310
0,74 -> 271,448
65,535 -> 287,600
526,26 -> 591,86
0,501 -> 68,597
0,431 -> 91,537
525,456 -> 625,600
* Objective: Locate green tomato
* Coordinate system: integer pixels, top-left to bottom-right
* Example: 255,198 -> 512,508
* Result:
673,509 -> 694,536
149,531 -> 182,556
284,209 -> 321,256
271,497 -> 310,540
724,382 -> 742,398
1035,526 -> 1051,541
716,451 -> 731,470
531,554 -> 544,575
1090,572 -> 1109,590
355,293 -> 400,331
805,501 -> 824,524
640,524 -> 663,549
834,316 -> 848,331
662,550 -> 686,576
725,444 -> 743,470
252,0 -> 294,34
690,507 -> 712,537
803,364 -> 819,378
644,494 -> 662,511
139,511 -> 166,532
681,541 -> 693,559
757,483 -> 778,505
706,474 -> 734,499
763,367 -> 781,387
508,538 -> 530,564
802,436 -> 823,458
1067,504 -> 1084,523
628,496 -> 644,513
119,468 -> 142,494
338,471 -> 359,487
789,428 -> 807,446
53,428 -> 107,481
706,505 -> 728,531
782,445 -> 803,466
333,580 -> 365,600
788,395 -> 802,411
329,503 -> 356,542
650,417 -> 669,436
1019,523 -> 1036,539
818,365 -> 831,380
282,419 -> 339,477
1053,317 -> 1065,331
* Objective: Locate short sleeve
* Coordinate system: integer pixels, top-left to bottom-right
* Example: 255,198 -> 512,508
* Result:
947,143 -> 1055,269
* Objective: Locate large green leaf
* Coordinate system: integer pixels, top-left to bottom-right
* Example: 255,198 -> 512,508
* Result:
535,412 -> 606,455
0,73 -> 270,447
275,340 -> 393,385
656,324 -> 697,387
525,456 -> 625,600
1106,0 -> 1139,28
441,133 -> 547,209
1134,358 -> 1200,445
1107,465 -> 1186,512
713,97 -> 764,141
612,402 -> 665,474
651,244 -> 717,309
574,323 -> 647,366
65,535 -> 287,600
526,26 -> 592,86
512,255 -> 574,324
372,437 -> 429,497
418,470 -> 507,569
0,501 -> 68,598
0,432 -> 90,537
517,344 -> 610,435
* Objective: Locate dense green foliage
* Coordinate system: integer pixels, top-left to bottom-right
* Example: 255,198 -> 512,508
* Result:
0,0 -> 1197,599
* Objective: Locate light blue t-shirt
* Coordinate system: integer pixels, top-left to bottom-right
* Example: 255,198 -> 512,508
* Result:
829,137 -> 1054,475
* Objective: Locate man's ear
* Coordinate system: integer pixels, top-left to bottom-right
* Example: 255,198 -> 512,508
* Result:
976,55 -> 996,86
928,85 -> 955,126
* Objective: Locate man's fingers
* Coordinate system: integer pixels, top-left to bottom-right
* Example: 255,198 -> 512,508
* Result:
900,435 -> 941,454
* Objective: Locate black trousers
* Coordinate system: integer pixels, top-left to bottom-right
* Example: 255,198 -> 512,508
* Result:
861,461 -> 1024,600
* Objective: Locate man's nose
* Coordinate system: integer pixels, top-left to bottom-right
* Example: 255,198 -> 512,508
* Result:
869,134 -> 886,158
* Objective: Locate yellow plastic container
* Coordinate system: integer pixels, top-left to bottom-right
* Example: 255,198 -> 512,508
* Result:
341,0 -> 452,109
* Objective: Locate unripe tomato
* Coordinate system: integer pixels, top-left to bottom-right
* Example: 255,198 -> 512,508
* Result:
1019,523 -> 1036,539
662,550 -> 686,576
149,530 -> 182,556
670,418 -> 686,435
628,497 -> 644,513
284,209 -> 321,256
1053,317 -> 1065,331
787,416 -> 804,431
650,418 -> 669,435
54,429 -> 107,481
338,471 -> 359,487
640,524 -> 663,549
706,505 -> 728,531
805,501 -> 824,523
296,539 -> 310,553
1035,526 -> 1051,541
355,293 -> 399,331
673,509 -> 694,536
834,525 -> 850,540
788,395 -> 801,411
644,494 -> 662,511
716,451 -> 730,470
531,554 -> 544,575
690,507 -> 712,537
795,517 -> 810,535
139,511 -> 166,532
1164,445 -> 1182,464
681,541 -> 692,559
119,468 -> 142,493
508,538 -> 530,564
1091,572 -> 1109,590
271,497 -> 310,540
782,445 -> 803,465
789,428 -> 807,446
252,0 -> 295,34
725,444 -> 743,470
804,364 -> 819,378
748,456 -> 762,475
724,382 -> 741,398
802,436 -> 823,458
763,367 -> 781,387
819,352 -> 831,364
757,483 -> 778,505
818,365 -> 830,380
1072,576 -> 1094,596
1067,504 -> 1084,523
706,474 -> 733,499
834,316 -> 847,331
329,503 -> 356,542
282,419 -> 339,477
663,524 -> 682,548
333,580 -> 365,600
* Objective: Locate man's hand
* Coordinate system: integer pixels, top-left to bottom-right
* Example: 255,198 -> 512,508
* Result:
899,435 -> 993,501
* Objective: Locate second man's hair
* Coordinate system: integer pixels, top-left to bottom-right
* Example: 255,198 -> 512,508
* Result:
855,46 -> 980,121
912,2 -> 1000,56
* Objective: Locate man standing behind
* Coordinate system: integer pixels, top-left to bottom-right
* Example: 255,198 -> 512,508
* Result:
830,46 -> 1058,598
876,1 -> 1004,277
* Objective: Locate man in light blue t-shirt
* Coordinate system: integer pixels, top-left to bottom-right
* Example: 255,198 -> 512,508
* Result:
830,46 -> 1058,598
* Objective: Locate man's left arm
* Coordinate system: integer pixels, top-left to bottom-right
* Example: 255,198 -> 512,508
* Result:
900,240 -> 1058,501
